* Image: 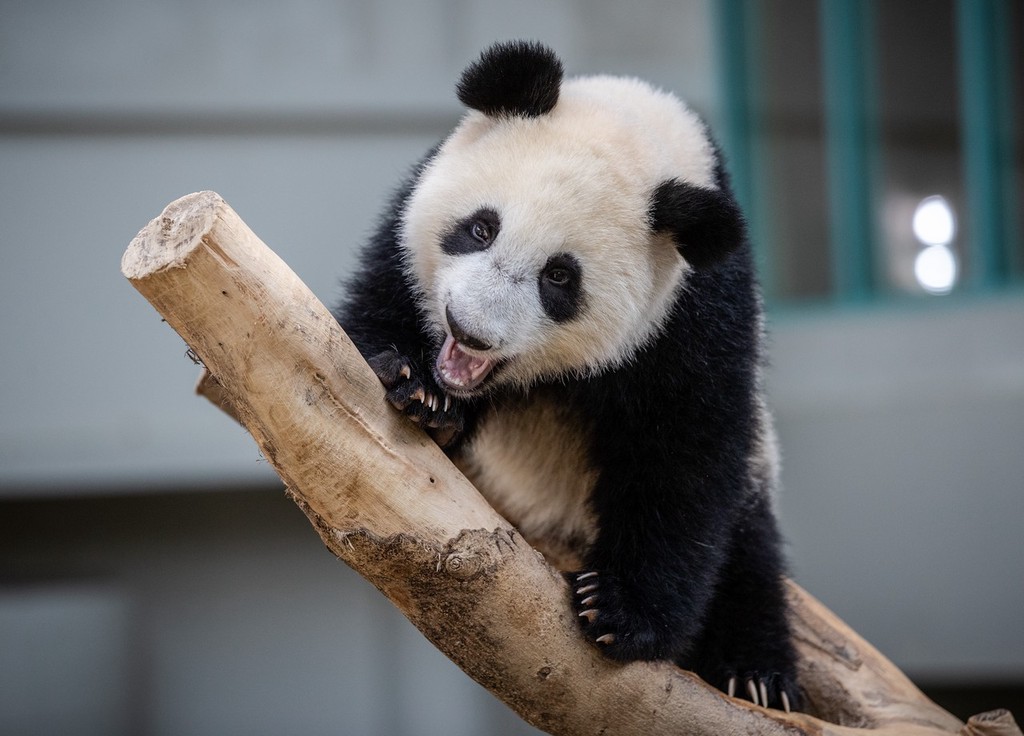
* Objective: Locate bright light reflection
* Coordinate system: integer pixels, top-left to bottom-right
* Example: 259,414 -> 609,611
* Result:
912,195 -> 956,246
914,244 -> 957,295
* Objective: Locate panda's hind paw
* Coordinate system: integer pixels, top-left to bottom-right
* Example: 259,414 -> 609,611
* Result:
723,673 -> 799,712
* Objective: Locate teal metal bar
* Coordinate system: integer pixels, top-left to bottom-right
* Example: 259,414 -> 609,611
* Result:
820,0 -> 878,302
714,0 -> 756,214
713,0 -> 776,298
956,0 -> 1014,289
819,0 -> 877,301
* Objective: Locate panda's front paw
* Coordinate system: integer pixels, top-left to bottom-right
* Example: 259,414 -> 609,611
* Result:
569,571 -> 676,662
367,349 -> 464,441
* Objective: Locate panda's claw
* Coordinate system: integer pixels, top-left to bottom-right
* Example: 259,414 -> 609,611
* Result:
368,348 -> 466,438
746,679 -> 760,707
569,569 -> 670,661
720,671 -> 800,712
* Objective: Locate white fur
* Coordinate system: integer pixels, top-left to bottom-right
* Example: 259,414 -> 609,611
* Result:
456,393 -> 598,570
400,75 -> 717,390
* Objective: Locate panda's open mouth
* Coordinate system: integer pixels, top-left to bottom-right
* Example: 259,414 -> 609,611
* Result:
435,334 -> 497,394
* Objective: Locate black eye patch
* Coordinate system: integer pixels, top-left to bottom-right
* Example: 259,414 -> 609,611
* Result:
539,253 -> 584,323
441,208 -> 501,255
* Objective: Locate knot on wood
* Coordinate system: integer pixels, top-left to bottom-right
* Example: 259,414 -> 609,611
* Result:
441,528 -> 518,582
444,552 -> 483,580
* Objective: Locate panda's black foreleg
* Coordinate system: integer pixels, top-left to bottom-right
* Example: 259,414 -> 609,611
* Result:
567,459 -> 800,710
333,191 -> 470,447
569,564 -> 710,661
684,496 -> 802,712
568,466 -> 733,666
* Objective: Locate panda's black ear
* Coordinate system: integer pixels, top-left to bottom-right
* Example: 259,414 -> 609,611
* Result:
457,41 -> 563,118
649,179 -> 747,269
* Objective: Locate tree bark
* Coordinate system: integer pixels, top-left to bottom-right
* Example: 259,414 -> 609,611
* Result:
122,191 -> 1020,736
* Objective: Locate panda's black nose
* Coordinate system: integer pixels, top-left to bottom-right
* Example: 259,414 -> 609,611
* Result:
445,305 -> 493,351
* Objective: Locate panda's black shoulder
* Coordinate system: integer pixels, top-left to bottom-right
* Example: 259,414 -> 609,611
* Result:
333,146 -> 440,344
673,247 -> 763,386
563,247 -> 762,442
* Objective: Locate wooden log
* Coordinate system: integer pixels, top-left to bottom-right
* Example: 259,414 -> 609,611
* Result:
122,191 -> 1020,736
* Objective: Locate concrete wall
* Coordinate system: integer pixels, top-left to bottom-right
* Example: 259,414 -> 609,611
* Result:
1,2 -> 1021,734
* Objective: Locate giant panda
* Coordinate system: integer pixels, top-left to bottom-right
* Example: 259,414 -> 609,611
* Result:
336,40 -> 800,711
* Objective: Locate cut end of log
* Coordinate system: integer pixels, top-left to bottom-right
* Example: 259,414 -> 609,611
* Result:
121,191 -> 226,280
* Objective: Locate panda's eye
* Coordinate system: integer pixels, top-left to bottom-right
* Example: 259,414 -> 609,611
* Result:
470,219 -> 495,244
539,253 -> 583,323
544,267 -> 571,286
442,209 -> 500,255
542,256 -> 579,289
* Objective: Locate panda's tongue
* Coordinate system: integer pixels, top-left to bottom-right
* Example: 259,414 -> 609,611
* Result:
437,334 -> 495,392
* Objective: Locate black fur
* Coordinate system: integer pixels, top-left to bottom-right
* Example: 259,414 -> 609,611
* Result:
456,40 -> 563,118
335,43 -> 801,711
650,179 -> 746,269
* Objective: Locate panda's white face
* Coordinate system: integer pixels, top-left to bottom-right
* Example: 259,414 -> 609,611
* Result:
400,76 -> 717,396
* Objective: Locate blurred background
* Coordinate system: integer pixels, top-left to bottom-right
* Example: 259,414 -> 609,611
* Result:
1,1 -> 1022,734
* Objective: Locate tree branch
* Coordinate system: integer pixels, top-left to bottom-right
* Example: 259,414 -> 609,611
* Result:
122,191 -> 1020,736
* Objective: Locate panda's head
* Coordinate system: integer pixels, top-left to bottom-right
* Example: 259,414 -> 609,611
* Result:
401,41 -> 745,397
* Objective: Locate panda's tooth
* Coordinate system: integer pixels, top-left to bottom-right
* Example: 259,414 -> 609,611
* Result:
439,363 -> 466,388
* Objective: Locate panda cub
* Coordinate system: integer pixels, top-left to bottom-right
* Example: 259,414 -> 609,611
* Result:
337,41 -> 800,710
